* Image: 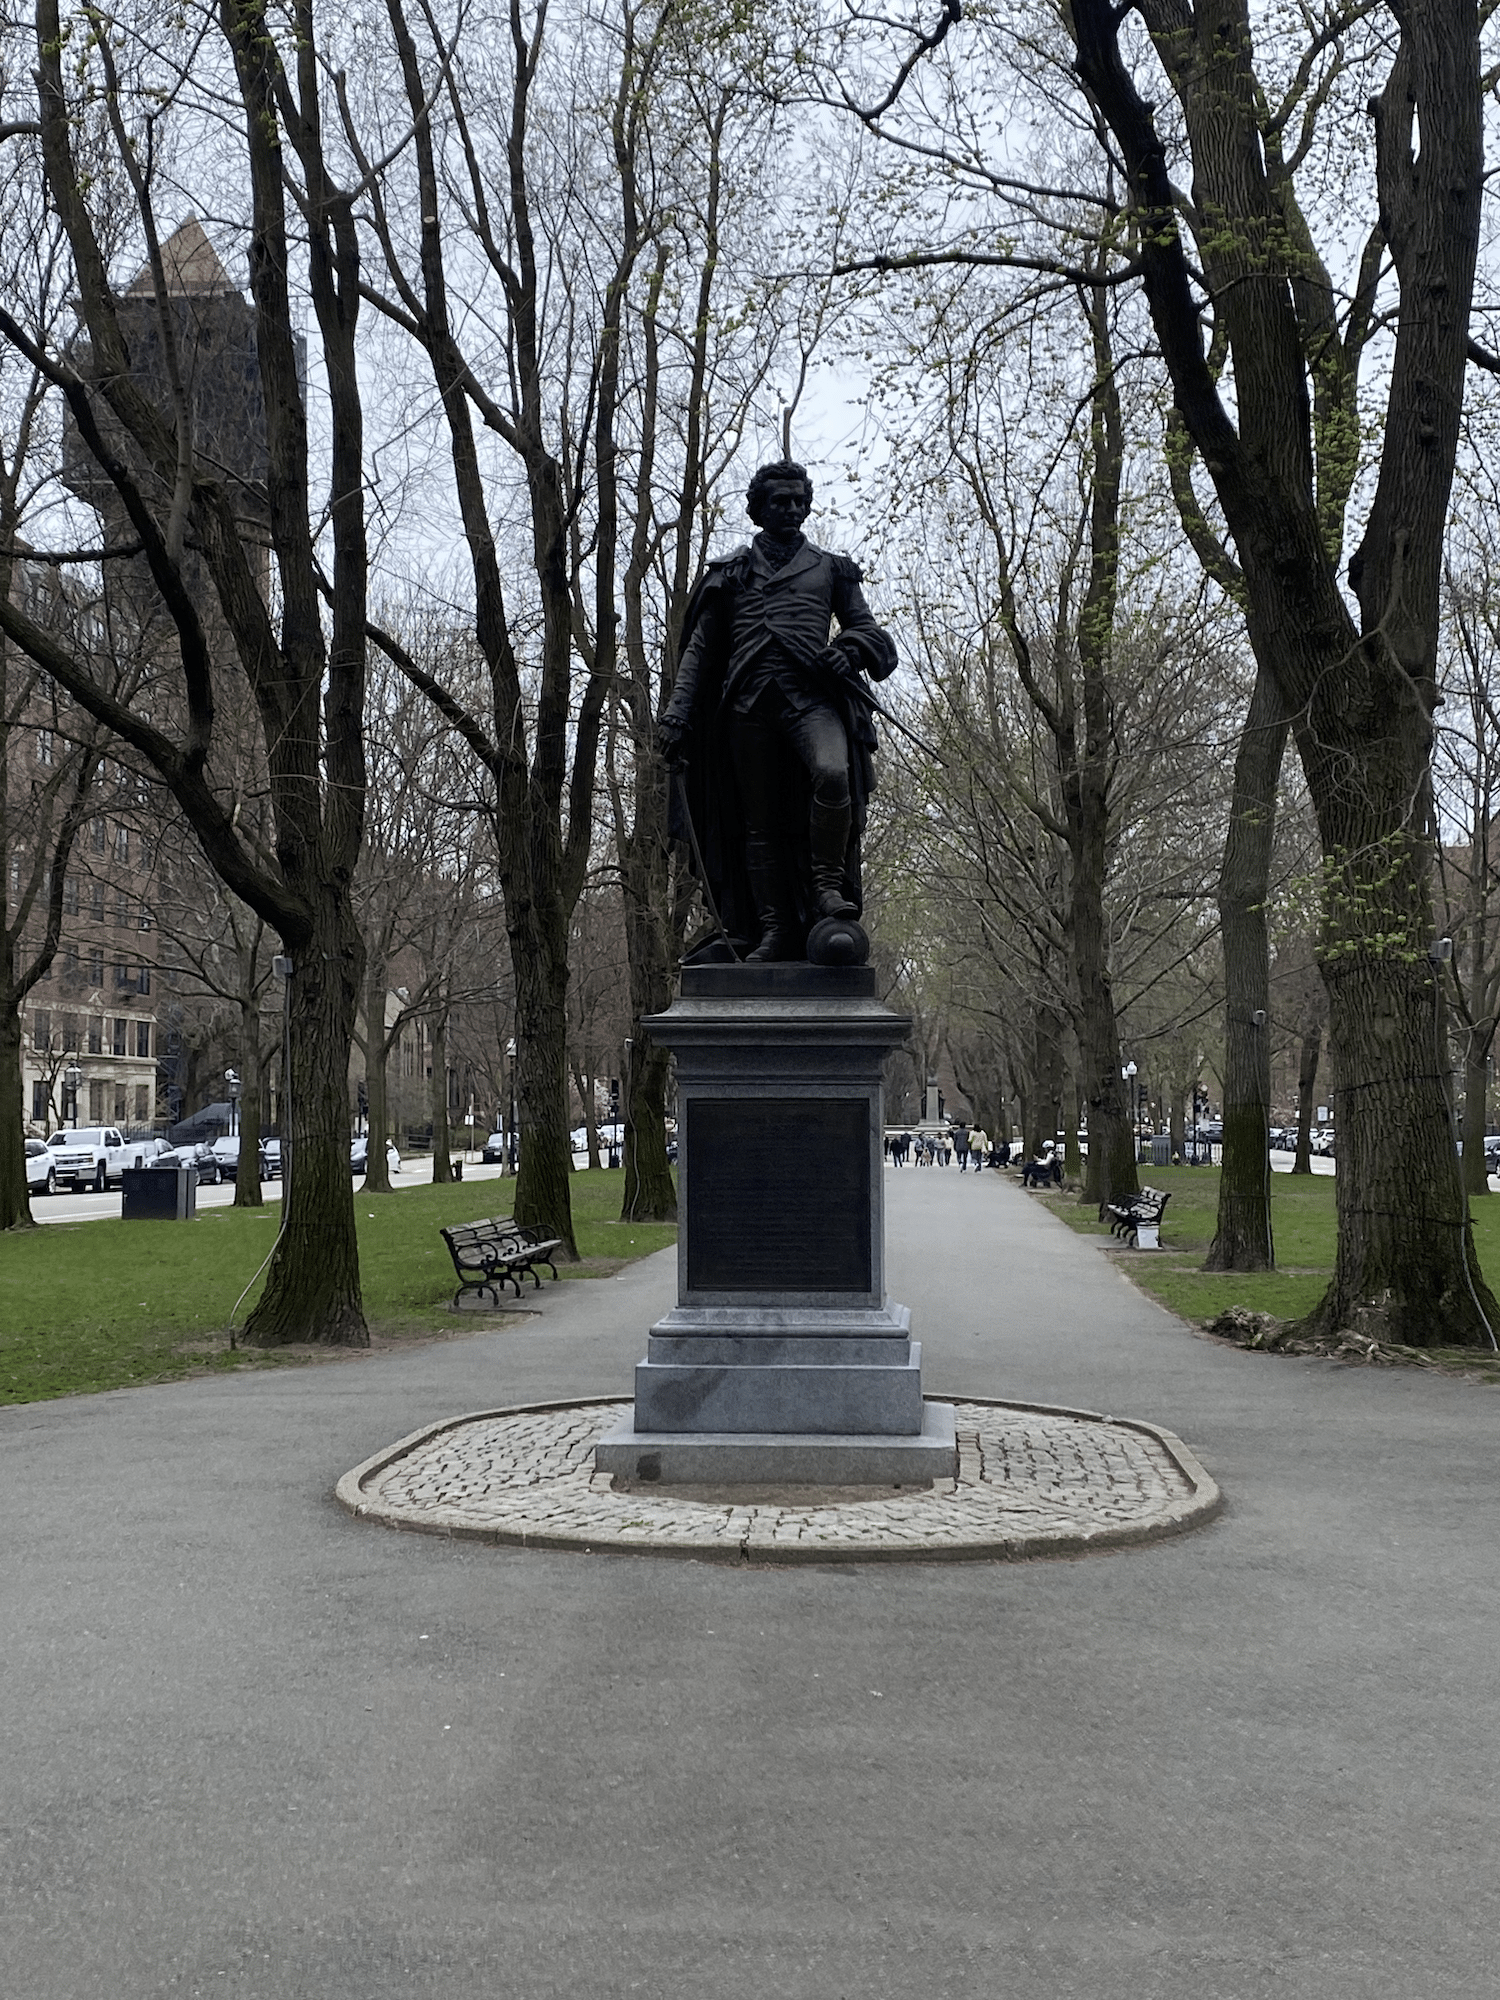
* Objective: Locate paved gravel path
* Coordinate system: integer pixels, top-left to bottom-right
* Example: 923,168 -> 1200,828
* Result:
4,1167 -> 1499,1998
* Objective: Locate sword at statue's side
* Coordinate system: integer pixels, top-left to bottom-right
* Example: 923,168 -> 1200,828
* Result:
814,659 -> 946,766
669,762 -> 742,963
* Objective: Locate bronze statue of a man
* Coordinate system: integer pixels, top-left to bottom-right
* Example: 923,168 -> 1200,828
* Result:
658,460 -> 898,963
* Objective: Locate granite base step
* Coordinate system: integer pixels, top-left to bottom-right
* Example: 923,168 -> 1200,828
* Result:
633,1340 -> 926,1434
593,1401 -> 958,1486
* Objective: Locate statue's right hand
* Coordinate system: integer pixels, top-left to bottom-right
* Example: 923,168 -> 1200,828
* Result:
657,713 -> 689,763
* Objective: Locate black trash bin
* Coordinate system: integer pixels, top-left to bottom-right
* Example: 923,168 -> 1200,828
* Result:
121,1166 -> 196,1221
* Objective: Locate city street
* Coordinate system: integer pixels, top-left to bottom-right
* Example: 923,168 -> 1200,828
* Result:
4,1167 -> 1499,1996
27,1153 -> 517,1226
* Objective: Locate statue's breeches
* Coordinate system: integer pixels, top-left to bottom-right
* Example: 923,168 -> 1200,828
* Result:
732,684 -> 851,835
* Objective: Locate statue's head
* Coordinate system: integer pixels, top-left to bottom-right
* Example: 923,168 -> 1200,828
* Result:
746,459 -> 813,532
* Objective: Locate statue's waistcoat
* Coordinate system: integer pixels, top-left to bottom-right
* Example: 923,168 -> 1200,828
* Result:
725,541 -> 839,692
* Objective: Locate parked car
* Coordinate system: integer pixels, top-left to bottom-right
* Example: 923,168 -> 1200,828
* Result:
151,1142 -> 224,1185
481,1130 -> 510,1165
350,1136 -> 401,1178
261,1138 -> 283,1179
212,1136 -> 273,1180
25,1137 -> 56,1196
45,1126 -> 127,1192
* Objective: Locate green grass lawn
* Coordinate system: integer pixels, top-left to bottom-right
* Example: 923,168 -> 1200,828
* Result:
1,1170 -> 677,1406
1039,1164 -> 1500,1364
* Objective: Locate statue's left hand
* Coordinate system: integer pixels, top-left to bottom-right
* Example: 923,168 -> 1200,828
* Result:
813,642 -> 857,686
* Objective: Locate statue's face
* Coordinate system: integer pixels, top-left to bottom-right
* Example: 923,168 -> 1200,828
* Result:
755,477 -> 811,536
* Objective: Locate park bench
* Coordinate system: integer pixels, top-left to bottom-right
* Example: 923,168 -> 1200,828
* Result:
1021,1156 -> 1063,1188
1106,1186 -> 1170,1251
439,1217 -> 562,1307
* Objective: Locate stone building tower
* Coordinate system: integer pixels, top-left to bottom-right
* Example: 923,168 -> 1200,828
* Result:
27,218 -> 279,1134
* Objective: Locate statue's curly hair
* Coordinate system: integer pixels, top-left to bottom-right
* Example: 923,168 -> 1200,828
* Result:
746,459 -> 813,525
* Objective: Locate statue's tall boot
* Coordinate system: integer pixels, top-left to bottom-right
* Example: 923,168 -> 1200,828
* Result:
744,838 -> 794,962
809,798 -> 858,919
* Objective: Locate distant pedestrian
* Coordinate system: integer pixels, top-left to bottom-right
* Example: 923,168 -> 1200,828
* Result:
969,1127 -> 989,1171
954,1124 -> 971,1171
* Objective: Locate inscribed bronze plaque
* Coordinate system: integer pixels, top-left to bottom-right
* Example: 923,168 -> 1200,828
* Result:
686,1097 -> 871,1292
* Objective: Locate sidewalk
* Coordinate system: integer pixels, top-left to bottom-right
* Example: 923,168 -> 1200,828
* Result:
3,1167 -> 1499,1997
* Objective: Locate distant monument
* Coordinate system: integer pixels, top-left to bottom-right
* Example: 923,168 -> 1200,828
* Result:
596,464 -> 954,1488
658,460 -> 897,968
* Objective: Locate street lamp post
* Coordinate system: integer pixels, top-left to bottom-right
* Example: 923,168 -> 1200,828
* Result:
1122,1060 -> 1138,1159
225,1069 -> 241,1139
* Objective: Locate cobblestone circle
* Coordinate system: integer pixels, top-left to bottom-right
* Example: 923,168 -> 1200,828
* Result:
337,1397 -> 1221,1563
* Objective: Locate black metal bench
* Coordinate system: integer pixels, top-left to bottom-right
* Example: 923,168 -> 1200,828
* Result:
1106,1186 -> 1170,1250
439,1217 -> 563,1306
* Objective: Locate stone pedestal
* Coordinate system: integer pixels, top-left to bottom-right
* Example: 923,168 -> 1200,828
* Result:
594,964 -> 957,1485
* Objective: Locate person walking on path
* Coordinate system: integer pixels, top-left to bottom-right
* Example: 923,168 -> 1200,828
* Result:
954,1124 -> 971,1172
969,1126 -> 989,1171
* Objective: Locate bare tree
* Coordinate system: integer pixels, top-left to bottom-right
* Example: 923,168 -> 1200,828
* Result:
1065,0 -> 1497,1342
0,1 -> 380,1342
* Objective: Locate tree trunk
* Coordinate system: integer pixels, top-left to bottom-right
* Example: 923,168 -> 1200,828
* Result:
1320,959 -> 1484,1335
1027,1007 -> 1063,1156
1073,864 -> 1136,1208
0,991 -> 33,1230
240,908 -> 367,1345
431,1008 -> 453,1183
1065,286 -> 1135,1214
618,833 -> 678,1222
1170,1089 -> 1185,1165
233,1001 -> 264,1208
1063,1077 -> 1083,1181
511,923 -> 578,1258
623,1031 -> 676,1222
574,1061 -> 601,1172
1069,0 -> 1492,1350
1293,1024 -> 1320,1174
1207,666 -> 1286,1270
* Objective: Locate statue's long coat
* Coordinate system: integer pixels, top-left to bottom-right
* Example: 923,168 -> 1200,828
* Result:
667,539 -> 898,957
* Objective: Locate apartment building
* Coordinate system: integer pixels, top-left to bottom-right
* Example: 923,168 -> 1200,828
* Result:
18,758 -> 160,1134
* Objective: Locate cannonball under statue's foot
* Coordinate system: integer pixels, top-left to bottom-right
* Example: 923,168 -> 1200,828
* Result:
806,914 -> 870,967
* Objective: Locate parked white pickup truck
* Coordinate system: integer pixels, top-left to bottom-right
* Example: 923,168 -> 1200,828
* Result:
45,1126 -> 129,1192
